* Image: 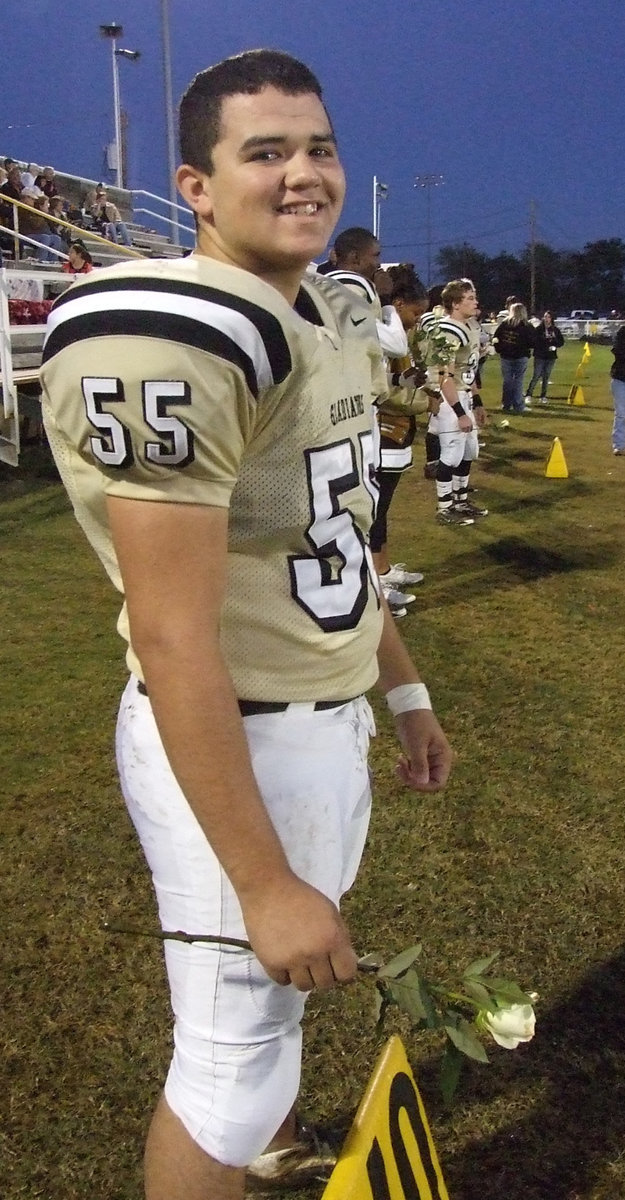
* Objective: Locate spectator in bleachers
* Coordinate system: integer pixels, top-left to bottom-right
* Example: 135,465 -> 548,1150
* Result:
34,165 -> 59,199
18,190 -> 64,262
21,163 -> 43,192
76,187 -> 99,231
91,186 -> 132,246
63,241 -> 94,274
48,195 -> 71,245
0,164 -> 24,254
1,163 -> 23,209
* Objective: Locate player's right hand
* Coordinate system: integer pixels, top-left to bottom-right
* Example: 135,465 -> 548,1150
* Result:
240,873 -> 358,992
458,413 -> 473,432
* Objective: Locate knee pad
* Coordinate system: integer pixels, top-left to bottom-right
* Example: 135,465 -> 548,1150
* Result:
165,1017 -> 303,1167
439,432 -> 465,469
464,431 -> 479,461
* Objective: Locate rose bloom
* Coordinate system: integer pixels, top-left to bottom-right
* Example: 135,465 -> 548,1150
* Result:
483,1003 -> 536,1050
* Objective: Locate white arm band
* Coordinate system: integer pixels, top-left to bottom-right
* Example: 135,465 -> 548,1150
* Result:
385,683 -> 432,715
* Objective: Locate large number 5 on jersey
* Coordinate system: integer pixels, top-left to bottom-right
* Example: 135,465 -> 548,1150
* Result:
289,435 -> 379,633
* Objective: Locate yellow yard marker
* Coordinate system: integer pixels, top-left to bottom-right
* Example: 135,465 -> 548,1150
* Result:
321,1037 -> 449,1200
567,384 -> 585,405
545,436 -> 569,478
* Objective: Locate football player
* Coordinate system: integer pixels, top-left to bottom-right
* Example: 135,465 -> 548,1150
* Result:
422,279 -> 488,525
40,50 -> 452,1200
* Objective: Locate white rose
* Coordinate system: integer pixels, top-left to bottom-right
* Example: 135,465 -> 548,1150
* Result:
483,1003 -> 536,1050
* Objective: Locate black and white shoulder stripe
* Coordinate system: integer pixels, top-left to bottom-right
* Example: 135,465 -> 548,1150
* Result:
435,319 -> 470,346
324,270 -> 378,306
42,275 -> 292,399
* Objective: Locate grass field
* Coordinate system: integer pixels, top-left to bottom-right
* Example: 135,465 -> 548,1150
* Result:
3,340 -> 625,1200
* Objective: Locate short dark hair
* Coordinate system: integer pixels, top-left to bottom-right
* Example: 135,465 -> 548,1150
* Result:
391,282 -> 427,306
333,226 -> 377,262
388,263 -> 426,294
179,49 -> 324,174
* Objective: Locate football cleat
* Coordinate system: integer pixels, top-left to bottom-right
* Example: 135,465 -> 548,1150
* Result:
246,1122 -> 338,1193
436,507 -> 474,526
381,583 -> 416,606
380,563 -> 425,586
454,500 -> 489,518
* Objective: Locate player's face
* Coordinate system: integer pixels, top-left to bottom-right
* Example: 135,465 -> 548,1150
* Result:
182,87 -> 345,295
395,299 -> 426,330
455,289 -> 478,320
356,240 -> 381,281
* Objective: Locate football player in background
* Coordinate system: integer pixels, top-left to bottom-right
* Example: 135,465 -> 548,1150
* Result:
370,280 -> 429,614
326,225 -> 409,358
40,50 -> 452,1200
422,279 -> 488,526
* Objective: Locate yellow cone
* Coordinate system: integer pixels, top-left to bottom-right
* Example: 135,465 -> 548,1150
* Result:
546,436 -> 569,478
568,383 -> 585,405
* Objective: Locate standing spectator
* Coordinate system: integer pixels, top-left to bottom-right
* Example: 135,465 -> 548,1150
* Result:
34,165 -> 59,200
493,303 -> 537,413
525,310 -> 564,405
610,323 -> 625,455
0,164 -> 24,257
91,186 -> 132,246
0,163 -> 23,213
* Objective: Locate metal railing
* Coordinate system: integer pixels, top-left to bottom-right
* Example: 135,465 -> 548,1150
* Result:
0,194 -> 146,261
0,265 -> 74,465
131,189 -> 194,247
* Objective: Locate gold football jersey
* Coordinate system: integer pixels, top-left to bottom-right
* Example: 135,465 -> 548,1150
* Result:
40,256 -> 386,701
420,310 -> 480,391
324,269 -> 384,322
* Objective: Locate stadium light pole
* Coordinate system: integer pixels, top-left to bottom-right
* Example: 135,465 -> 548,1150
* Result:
414,174 -> 444,286
372,175 -> 389,241
160,0 -> 179,245
100,23 -> 141,189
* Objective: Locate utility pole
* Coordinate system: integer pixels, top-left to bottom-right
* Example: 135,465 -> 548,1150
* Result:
414,174 -> 444,286
529,198 -> 537,315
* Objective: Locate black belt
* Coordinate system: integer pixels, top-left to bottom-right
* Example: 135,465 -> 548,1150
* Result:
136,680 -> 351,714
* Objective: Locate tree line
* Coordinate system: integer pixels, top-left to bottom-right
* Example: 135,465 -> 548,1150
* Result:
435,238 -> 625,315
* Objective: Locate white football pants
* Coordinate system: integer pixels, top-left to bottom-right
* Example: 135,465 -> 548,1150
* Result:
116,678 -> 374,1167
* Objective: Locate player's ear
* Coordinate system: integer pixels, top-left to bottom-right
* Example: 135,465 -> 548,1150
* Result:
176,164 -> 214,220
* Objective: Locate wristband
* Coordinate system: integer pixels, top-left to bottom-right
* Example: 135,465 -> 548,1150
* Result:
452,401 -> 465,417
473,392 -> 483,407
386,683 -> 432,715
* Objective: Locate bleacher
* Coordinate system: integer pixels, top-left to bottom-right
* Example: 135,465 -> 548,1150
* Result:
0,161 -> 193,465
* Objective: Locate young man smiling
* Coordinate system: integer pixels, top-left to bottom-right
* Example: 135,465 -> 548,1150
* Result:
40,50 -> 452,1200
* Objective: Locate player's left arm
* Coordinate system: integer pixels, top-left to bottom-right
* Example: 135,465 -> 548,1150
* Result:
376,305 -> 409,357
375,596 -> 453,792
472,383 -> 487,427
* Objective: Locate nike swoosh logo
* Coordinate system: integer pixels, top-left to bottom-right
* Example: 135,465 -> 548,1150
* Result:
350,316 -> 367,326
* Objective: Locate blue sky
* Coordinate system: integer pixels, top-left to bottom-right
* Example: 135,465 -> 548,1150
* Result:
2,0 -> 624,277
